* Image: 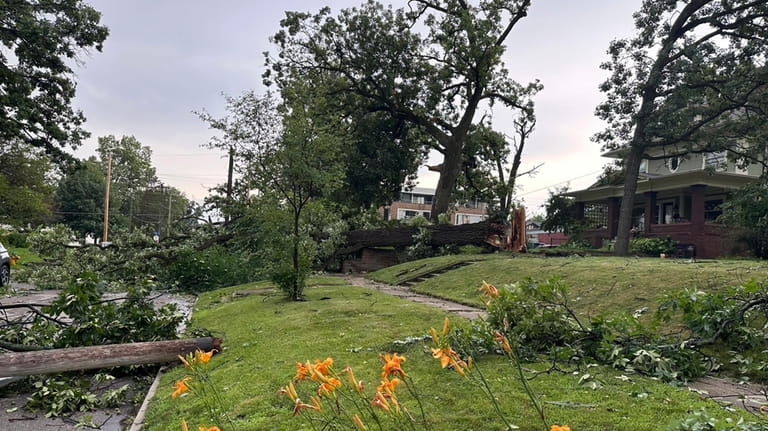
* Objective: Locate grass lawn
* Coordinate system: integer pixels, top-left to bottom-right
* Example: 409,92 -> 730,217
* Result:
142,277 -> 747,431
369,254 -> 768,320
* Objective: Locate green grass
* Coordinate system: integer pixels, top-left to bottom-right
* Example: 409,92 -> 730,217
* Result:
7,247 -> 42,266
370,255 -> 768,320
368,253 -> 511,285
142,277 -> 747,431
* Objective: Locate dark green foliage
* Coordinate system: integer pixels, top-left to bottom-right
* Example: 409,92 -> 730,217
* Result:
0,0 -> 109,163
266,0 -> 539,221
456,277 -> 716,383
54,159 -> 110,238
0,144 -> 55,225
1,231 -> 29,248
159,245 -> 257,293
542,187 -> 580,236
630,237 -> 677,256
36,273 -> 182,347
719,183 -> 768,259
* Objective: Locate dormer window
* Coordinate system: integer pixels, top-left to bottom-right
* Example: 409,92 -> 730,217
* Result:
667,157 -> 680,173
704,151 -> 727,170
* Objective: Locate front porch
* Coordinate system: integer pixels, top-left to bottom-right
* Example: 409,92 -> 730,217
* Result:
568,171 -> 756,258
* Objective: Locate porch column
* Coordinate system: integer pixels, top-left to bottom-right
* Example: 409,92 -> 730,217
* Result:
607,197 -> 620,238
643,191 -> 657,234
690,184 -> 706,234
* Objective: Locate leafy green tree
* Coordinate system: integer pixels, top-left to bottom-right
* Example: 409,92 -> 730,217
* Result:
541,187 -> 579,236
0,143 -> 55,225
719,183 -> 768,258
54,159 -> 116,239
200,86 -> 344,300
96,135 -> 158,230
0,0 -> 109,163
134,186 -> 190,238
594,0 -> 768,255
265,0 -> 540,222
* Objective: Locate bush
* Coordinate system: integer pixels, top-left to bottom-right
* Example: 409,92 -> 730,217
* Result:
2,231 -> 29,248
630,236 -> 677,256
159,245 -> 257,293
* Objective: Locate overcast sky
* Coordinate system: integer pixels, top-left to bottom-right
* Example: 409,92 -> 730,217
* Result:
71,0 -> 641,215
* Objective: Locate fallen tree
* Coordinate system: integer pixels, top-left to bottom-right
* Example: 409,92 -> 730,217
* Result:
0,337 -> 221,377
338,220 -> 507,254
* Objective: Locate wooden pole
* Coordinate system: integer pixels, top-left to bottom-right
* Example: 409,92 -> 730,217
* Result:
0,337 -> 222,377
102,154 -> 112,243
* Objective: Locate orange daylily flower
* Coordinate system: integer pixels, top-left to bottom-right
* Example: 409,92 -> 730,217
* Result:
295,361 -> 311,381
370,392 -> 391,412
479,280 -> 499,303
178,354 -> 192,369
352,414 -> 368,431
494,331 -> 512,353
380,353 -> 406,378
343,366 -> 365,393
278,381 -> 299,402
292,399 -> 321,415
442,316 -> 450,336
171,377 -> 192,398
551,426 -> 571,431
194,349 -> 215,364
317,377 -> 342,397
429,327 -> 439,344
377,377 -> 401,395
431,346 -> 467,376
198,427 -> 221,431
314,357 -> 334,375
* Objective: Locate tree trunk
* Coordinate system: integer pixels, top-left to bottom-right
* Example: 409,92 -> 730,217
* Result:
613,145 -> 644,255
292,206 -> 301,300
0,337 -> 222,377
431,140 -> 464,223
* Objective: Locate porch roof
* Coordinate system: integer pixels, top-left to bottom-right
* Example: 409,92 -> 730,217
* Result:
565,170 -> 757,202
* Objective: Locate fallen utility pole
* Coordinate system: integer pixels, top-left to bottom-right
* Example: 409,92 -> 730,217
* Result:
0,337 -> 222,377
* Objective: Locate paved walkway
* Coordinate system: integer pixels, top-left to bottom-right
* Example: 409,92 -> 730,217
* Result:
341,274 -> 486,320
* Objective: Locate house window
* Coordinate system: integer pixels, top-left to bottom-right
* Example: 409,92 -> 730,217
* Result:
704,199 -> 723,222
400,192 -> 412,203
639,159 -> 648,174
703,151 -> 727,170
667,157 -> 680,173
413,195 -> 425,204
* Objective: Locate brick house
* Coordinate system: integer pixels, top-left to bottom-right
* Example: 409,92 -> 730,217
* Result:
566,149 -> 761,258
381,187 -> 488,225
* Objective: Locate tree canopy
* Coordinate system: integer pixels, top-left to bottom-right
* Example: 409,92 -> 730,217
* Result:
265,0 -> 540,222
0,143 -> 55,226
0,0 -> 109,163
594,0 -> 768,255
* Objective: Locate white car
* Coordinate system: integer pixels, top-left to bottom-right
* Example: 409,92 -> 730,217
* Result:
0,242 -> 10,286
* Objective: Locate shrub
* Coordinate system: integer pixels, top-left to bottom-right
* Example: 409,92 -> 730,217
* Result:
630,236 -> 677,256
159,245 -> 257,293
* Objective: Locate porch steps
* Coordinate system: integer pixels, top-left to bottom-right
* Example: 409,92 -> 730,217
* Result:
396,261 -> 476,287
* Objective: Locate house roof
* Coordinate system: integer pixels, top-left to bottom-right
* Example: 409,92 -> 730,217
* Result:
566,170 -> 758,202
402,186 -> 436,196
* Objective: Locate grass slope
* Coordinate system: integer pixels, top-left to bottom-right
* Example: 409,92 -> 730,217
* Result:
370,255 -> 768,319
142,277 -> 744,431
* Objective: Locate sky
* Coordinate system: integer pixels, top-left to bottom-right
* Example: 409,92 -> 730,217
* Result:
71,0 -> 642,216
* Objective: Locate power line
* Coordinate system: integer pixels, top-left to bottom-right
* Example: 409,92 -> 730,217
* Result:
519,170 -> 602,197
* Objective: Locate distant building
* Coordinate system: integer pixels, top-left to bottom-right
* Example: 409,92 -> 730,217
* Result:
381,187 -> 488,225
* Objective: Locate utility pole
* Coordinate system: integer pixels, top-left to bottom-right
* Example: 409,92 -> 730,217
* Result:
167,189 -> 172,238
226,146 -> 234,222
102,154 -> 112,243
